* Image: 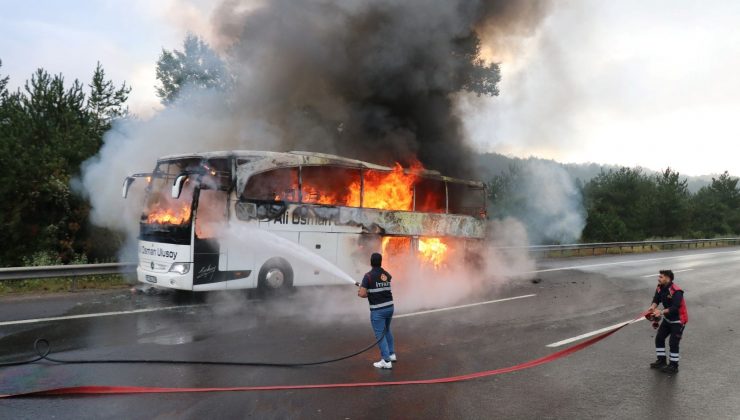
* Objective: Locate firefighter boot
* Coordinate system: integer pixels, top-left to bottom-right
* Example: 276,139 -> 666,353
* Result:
649,357 -> 666,369
661,363 -> 679,374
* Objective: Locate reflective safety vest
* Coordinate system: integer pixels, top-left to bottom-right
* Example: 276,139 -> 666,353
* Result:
362,267 -> 394,311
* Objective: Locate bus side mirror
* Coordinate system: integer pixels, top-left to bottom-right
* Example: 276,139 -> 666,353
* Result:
172,175 -> 188,198
235,202 -> 257,220
122,177 -> 135,198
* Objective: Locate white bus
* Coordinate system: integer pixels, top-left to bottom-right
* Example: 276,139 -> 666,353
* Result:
122,151 -> 487,292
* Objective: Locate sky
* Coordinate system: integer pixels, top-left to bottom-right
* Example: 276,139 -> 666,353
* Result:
2,0 -> 740,176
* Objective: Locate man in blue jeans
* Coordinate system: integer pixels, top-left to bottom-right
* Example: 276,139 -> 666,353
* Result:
357,252 -> 396,369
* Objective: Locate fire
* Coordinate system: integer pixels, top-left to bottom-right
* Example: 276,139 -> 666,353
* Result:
382,236 -> 411,256
302,186 -> 360,206
418,237 -> 448,269
296,162 -> 424,210
146,204 -> 191,225
349,163 -> 418,210
381,236 -> 449,270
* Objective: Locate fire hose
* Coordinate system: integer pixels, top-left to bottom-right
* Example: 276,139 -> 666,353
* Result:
0,312 -> 648,398
0,328 -> 389,368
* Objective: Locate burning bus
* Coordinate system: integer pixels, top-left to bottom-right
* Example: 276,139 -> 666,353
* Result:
122,151 -> 487,292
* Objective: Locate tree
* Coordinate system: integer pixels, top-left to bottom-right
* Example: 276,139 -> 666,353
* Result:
87,62 -> 130,138
0,63 -> 129,266
581,168 -> 656,241
155,33 -> 230,104
0,60 -> 8,98
649,168 -> 690,238
690,171 -> 740,237
455,34 -> 501,97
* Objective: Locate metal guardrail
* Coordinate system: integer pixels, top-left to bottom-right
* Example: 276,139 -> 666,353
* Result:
2,238 -> 740,282
0,263 -> 136,281
515,238 -> 740,257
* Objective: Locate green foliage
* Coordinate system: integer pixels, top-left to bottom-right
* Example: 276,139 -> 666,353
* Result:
576,167 -> 738,242
88,62 -> 131,137
0,60 -> 8,97
0,60 -> 129,266
652,168 -> 690,237
155,33 -> 230,104
690,171 -> 740,237
453,34 -> 501,97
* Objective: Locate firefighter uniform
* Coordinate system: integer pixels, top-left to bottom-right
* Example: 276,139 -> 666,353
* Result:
652,282 -> 688,370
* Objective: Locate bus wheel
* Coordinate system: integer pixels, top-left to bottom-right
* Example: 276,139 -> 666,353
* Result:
258,258 -> 294,294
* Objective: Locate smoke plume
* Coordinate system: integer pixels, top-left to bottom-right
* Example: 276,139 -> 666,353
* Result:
212,0 -> 547,178
80,0 -> 555,310
81,0 -> 550,233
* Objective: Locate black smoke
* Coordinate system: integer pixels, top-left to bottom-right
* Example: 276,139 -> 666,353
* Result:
211,0 -> 549,178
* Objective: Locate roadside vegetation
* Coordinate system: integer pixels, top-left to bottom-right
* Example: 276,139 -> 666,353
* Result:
488,165 -> 740,243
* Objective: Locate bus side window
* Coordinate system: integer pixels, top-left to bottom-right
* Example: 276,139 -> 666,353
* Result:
300,166 -> 361,207
242,167 -> 299,202
414,178 -> 446,213
447,183 -> 486,218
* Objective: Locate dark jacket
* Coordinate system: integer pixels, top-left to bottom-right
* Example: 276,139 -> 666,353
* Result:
361,267 -> 393,311
652,282 -> 689,324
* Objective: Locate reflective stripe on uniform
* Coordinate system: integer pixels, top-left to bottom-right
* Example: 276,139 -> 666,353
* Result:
368,287 -> 392,293
369,301 -> 394,309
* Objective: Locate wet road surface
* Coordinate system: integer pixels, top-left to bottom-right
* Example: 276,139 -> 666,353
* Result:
1,247 -> 739,419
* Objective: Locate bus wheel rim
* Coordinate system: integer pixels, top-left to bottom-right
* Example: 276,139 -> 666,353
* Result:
265,268 -> 284,288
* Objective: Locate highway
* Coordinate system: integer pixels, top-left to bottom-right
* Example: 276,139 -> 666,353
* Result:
1,247 -> 739,419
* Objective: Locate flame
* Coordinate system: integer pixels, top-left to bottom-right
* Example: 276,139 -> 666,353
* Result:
256,160 -> 445,212
382,236 -> 411,256
381,236 -> 449,270
302,185 -> 360,206
418,237 -> 448,269
351,163 -> 418,210
146,204 -> 191,225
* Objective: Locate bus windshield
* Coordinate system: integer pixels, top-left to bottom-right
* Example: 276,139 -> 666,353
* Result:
139,158 -> 201,244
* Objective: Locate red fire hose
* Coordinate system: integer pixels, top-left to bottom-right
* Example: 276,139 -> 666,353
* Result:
0,314 -> 645,398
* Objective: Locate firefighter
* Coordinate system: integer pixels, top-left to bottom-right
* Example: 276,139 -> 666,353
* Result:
357,252 -> 396,369
648,269 -> 688,373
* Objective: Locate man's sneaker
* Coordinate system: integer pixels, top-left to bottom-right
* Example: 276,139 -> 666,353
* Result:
373,359 -> 392,369
650,358 -> 666,369
389,354 -> 397,362
661,364 -> 679,374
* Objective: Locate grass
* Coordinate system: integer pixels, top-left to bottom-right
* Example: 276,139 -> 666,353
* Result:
0,274 -> 132,296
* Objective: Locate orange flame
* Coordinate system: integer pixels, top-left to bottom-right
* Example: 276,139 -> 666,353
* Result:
353,163 -> 418,210
418,237 -> 448,269
381,236 -> 449,270
302,185 -> 360,206
382,236 -> 411,256
146,204 -> 191,225
296,162 -> 428,211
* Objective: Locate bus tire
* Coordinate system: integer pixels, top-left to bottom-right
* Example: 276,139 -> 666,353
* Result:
257,258 -> 294,294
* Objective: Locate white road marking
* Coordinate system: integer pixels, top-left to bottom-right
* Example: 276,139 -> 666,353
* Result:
396,294 -> 536,319
640,268 -> 694,278
0,305 -> 202,327
527,249 -> 740,274
546,317 -> 646,348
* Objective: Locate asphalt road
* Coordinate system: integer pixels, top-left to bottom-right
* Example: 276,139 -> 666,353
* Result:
1,247 -> 739,419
